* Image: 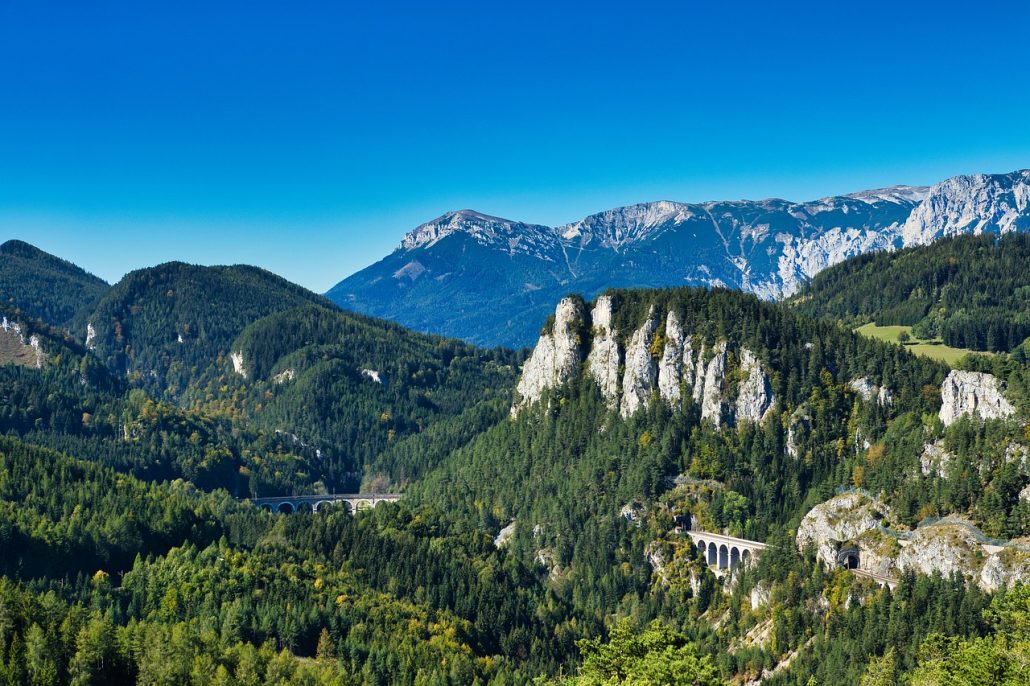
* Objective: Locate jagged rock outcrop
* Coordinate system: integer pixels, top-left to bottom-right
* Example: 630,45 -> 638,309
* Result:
691,342 -> 707,405
586,296 -> 620,405
361,369 -> 383,384
939,370 -> 1015,425
494,521 -> 516,548
272,368 -> 296,384
514,297 -> 776,426
796,492 -> 890,567
513,297 -> 585,413
619,307 -> 659,418
896,522 -> 983,579
920,441 -> 952,478
786,406 -> 811,459
700,342 -> 727,426
735,349 -> 774,424
85,322 -> 96,350
657,310 -> 685,406
979,548 -> 1030,593
848,377 -> 893,406
230,351 -> 247,378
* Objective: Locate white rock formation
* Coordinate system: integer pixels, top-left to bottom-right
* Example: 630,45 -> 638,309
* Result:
362,369 -> 383,384
700,342 -> 727,426
848,377 -> 892,406
692,343 -> 707,405
979,548 -> 1030,593
939,370 -> 1015,425
920,441 -> 952,478
619,307 -> 659,418
896,523 -> 983,579
586,296 -> 620,405
273,368 -> 296,384
513,297 -> 585,413
795,492 -> 889,568
85,322 -> 96,350
786,406 -> 811,459
735,349 -> 774,424
494,521 -> 516,548
901,170 -> 1030,247
657,310 -> 685,406
230,351 -> 247,378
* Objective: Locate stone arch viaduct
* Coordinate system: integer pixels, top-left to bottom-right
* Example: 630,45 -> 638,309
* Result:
684,530 -> 768,572
249,493 -> 402,514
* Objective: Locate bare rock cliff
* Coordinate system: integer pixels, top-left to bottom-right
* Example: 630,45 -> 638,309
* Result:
939,370 -> 1015,425
513,296 -> 585,412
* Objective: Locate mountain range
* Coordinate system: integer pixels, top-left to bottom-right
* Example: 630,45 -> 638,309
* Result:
328,169 -> 1030,347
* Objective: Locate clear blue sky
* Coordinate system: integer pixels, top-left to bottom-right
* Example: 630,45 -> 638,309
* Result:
1,1 -> 1029,291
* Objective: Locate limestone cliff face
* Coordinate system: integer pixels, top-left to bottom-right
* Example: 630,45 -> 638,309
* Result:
896,523 -> 983,579
513,296 -> 585,412
586,296 -> 620,405
512,296 -> 775,427
798,493 -> 1030,591
939,370 -> 1015,425
619,307 -> 659,418
657,310 -> 685,406
736,349 -> 775,423
979,548 -> 1030,593
919,441 -> 952,478
691,342 -> 707,405
786,405 -> 811,459
848,377 -> 892,406
796,492 -> 889,568
700,342 -> 727,426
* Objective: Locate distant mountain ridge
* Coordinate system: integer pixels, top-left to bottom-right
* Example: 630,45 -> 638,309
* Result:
327,169 -> 1030,347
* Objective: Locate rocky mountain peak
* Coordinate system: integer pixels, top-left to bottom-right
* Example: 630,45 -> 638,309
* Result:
400,209 -> 557,254
558,201 -> 695,249
902,170 -> 1030,246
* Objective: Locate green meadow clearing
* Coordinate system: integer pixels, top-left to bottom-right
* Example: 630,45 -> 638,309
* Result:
854,323 -> 980,366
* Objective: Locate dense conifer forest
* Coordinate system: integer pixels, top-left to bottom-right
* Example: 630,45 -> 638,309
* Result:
792,233 -> 1030,352
1,242 -> 1029,684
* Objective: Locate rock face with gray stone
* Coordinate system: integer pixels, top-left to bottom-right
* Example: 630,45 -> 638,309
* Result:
513,297 -> 585,412
896,522 -> 983,579
796,492 -> 889,568
657,310 -> 685,406
514,297 -> 777,427
786,405 -> 811,459
700,342 -> 728,426
735,348 -> 774,423
586,296 -> 621,406
620,307 -> 660,418
979,548 -> 1030,593
939,370 -> 1015,425
848,377 -> 893,406
920,441 -> 952,478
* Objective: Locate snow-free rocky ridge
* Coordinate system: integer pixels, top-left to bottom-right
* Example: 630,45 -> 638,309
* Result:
328,169 -> 1030,347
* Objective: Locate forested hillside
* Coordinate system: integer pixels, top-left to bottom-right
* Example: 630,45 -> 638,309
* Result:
0,240 -> 109,330
792,233 -> 1030,352
84,262 -> 332,396
3,243 -> 1030,684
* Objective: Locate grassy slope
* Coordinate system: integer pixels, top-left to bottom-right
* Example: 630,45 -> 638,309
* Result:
854,323 -> 978,366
